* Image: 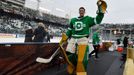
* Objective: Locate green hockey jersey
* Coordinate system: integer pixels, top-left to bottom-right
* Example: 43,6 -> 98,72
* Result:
66,13 -> 104,38
92,32 -> 100,45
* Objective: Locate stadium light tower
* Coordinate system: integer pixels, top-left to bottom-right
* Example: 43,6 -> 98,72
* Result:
130,25 -> 132,40
37,0 -> 41,11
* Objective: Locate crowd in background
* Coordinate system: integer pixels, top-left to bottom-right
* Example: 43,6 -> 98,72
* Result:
0,1 -> 69,25
0,1 -> 68,37
0,13 -> 67,37
0,1 -> 134,42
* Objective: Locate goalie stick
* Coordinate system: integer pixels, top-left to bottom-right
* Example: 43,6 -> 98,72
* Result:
36,33 -> 74,73
36,44 -> 62,63
36,33 -> 67,64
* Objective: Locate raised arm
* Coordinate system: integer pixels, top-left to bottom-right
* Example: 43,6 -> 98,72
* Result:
95,0 -> 107,24
89,0 -> 107,26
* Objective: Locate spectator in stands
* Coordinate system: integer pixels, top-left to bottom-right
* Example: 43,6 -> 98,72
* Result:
24,26 -> 33,42
33,22 -> 47,42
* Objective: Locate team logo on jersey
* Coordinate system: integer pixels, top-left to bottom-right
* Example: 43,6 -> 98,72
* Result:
74,21 -> 85,31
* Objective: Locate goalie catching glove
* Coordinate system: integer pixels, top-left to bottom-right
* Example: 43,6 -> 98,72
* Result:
97,0 -> 107,14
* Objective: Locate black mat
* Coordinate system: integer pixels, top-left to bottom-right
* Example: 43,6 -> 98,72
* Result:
105,57 -> 124,75
87,52 -> 117,75
34,51 -> 124,75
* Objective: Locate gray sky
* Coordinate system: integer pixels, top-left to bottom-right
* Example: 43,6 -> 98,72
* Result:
25,0 -> 134,23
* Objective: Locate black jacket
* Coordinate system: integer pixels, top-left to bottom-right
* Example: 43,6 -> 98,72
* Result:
123,37 -> 128,47
33,26 -> 46,42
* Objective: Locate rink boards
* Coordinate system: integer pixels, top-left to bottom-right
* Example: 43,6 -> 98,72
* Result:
0,41 -> 114,75
0,43 -> 61,75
